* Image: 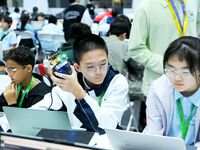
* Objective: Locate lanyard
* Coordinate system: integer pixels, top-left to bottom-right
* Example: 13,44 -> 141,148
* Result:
166,0 -> 188,36
98,91 -> 105,107
177,98 -> 196,139
17,76 -> 35,107
0,31 -> 9,41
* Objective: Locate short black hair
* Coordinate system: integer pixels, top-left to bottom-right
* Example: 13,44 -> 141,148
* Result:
69,0 -> 76,3
2,15 -> 12,25
37,12 -> 45,18
3,46 -> 35,69
110,15 -> 131,38
33,6 -> 38,12
73,34 -> 108,64
163,36 -> 200,75
48,15 -> 57,24
69,23 -> 91,42
14,7 -> 20,13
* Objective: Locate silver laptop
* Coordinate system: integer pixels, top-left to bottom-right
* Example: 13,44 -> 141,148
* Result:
105,129 -> 187,150
3,106 -> 71,136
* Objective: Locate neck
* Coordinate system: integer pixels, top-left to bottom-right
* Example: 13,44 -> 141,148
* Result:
181,86 -> 199,97
84,78 -> 100,89
21,75 -> 33,90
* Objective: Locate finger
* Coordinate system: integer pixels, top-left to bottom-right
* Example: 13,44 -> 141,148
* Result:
54,72 -> 71,79
51,74 -> 65,85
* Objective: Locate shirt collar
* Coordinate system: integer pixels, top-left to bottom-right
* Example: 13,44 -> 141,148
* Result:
78,66 -> 118,97
174,87 -> 200,107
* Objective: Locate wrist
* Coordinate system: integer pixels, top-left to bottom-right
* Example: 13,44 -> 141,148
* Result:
74,88 -> 86,100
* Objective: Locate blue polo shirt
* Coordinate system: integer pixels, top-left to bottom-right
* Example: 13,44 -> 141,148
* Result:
168,87 -> 200,145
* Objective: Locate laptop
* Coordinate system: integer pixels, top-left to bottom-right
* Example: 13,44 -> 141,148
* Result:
3,106 -> 71,136
0,132 -> 101,150
105,129 -> 187,150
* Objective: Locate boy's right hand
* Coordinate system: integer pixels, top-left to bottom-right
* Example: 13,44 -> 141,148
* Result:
3,83 -> 18,105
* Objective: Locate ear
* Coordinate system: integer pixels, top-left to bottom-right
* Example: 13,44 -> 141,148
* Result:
25,65 -> 33,73
73,63 -> 81,73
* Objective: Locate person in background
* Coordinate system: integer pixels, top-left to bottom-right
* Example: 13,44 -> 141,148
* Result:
31,6 -> 38,21
31,34 -> 128,133
0,15 -> 17,51
145,36 -> 200,145
104,15 -> 131,75
16,14 -> 40,46
0,46 -> 51,111
63,0 -> 93,41
40,15 -> 64,52
9,7 -> 20,23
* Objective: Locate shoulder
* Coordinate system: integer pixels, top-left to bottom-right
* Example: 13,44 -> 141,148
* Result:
109,74 -> 129,90
149,74 -> 174,97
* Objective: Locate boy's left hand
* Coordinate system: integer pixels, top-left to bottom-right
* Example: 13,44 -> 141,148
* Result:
51,66 -> 85,100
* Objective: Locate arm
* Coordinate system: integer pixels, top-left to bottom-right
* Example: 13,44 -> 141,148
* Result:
128,8 -> 163,75
30,86 -> 64,110
145,86 -> 164,135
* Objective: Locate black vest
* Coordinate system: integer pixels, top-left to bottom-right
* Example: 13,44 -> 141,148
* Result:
63,4 -> 86,41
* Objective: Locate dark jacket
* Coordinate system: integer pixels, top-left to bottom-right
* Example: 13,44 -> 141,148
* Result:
0,74 -> 51,111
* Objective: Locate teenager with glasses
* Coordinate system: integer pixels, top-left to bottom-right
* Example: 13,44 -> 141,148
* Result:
31,34 -> 128,133
0,46 -> 51,111
144,36 -> 200,145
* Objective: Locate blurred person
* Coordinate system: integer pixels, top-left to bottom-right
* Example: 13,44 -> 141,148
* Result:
63,0 -> 93,41
31,6 -> 38,21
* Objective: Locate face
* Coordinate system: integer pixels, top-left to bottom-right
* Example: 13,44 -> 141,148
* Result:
1,19 -> 10,31
5,59 -> 30,84
165,56 -> 200,96
74,49 -> 108,86
37,16 -> 45,21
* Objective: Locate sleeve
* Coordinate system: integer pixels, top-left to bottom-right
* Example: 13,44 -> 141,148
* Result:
81,9 -> 93,27
0,94 -> 8,112
30,87 -> 64,110
197,1 -> 200,36
128,7 -> 163,75
144,85 -> 165,135
9,32 -> 17,46
73,75 -> 128,133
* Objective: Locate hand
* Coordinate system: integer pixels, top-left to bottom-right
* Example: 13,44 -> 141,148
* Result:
51,66 -> 85,100
3,83 -> 18,105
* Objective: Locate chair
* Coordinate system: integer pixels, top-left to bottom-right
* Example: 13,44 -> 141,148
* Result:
16,35 -> 21,48
120,96 -> 139,132
15,31 -> 38,52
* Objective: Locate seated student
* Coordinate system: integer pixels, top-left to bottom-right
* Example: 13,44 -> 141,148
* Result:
145,36 -> 200,145
0,15 -> 17,51
0,46 -> 51,111
31,34 -> 128,133
40,15 -> 64,52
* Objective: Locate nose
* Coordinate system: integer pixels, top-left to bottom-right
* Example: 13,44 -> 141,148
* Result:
95,66 -> 101,74
174,73 -> 182,81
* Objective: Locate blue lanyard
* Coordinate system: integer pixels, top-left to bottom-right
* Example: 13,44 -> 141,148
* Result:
169,0 -> 186,30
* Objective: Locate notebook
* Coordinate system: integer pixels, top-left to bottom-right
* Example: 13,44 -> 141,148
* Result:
3,106 -> 71,136
105,129 -> 187,150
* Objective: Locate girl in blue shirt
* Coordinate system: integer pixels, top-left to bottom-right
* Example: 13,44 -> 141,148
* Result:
145,36 -> 200,145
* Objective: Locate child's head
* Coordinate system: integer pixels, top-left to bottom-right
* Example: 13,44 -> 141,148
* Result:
1,16 -> 12,31
163,36 -> 200,96
69,23 -> 91,43
3,46 -> 35,84
73,34 -> 108,86
48,15 -> 57,25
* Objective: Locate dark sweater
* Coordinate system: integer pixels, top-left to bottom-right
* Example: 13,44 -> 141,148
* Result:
0,74 -> 51,111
